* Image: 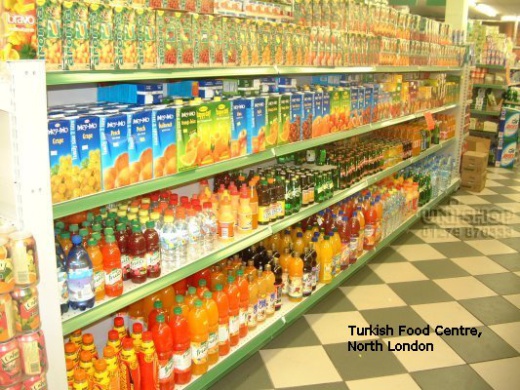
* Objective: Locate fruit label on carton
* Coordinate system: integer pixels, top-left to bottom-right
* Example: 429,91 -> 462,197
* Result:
248,19 -> 260,66
73,115 -> 102,197
311,89 -> 324,138
1,0 -> 37,62
128,110 -> 153,184
248,97 -> 266,153
62,1 -> 90,71
265,96 -> 280,148
152,106 -> 177,177
329,88 -> 340,131
302,91 -> 314,140
322,92 -> 331,131
278,94 -> 291,146
48,118 -> 77,203
156,10 -> 176,68
210,15 -> 223,67
176,105 -> 198,172
177,12 -> 194,67
136,8 -> 157,69
89,3 -> 114,70
36,0 -> 63,71
214,101 -> 232,162
192,13 -> 207,67
272,23 -> 283,65
196,100 -> 214,165
114,6 -> 137,69
235,18 -> 248,66
221,16 -> 237,66
100,113 -> 130,190
290,92 -> 303,142
231,98 -> 249,158
310,26 -> 319,66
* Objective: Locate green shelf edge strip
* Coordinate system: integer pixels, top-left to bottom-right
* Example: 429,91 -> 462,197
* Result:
470,109 -> 501,117
61,137 -> 456,335
473,83 -> 507,90
185,178 -> 461,390
53,104 -> 457,219
46,66 -> 462,86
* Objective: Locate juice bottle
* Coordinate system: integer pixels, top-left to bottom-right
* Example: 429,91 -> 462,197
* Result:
280,230 -> 292,253
349,211 -> 360,264
374,196 -> 383,243
64,341 -> 79,363
256,269 -> 267,323
288,252 -> 303,302
331,229 -> 342,275
131,323 -> 143,352
187,206 -> 202,259
238,188 -> 253,233
236,269 -> 249,337
113,316 -> 127,340
185,287 -> 198,309
279,247 -> 291,296
264,264 -> 276,316
115,224 -> 130,282
148,301 -> 168,331
142,291 -> 162,323
129,226 -> 147,284
93,359 -> 111,390
302,248 -> 313,297
363,201 -> 377,250
338,216 -> 350,270
138,331 -> 159,390
79,229 -> 89,249
174,295 -> 190,319
60,232 -> 73,256
160,286 -> 175,314
246,274 -> 258,330
188,300 -> 209,375
230,188 -> 240,227
81,333 -> 98,359
202,292 -> 218,365
79,350 -> 95,378
66,359 -> 75,389
213,284 -> 230,356
356,206 -> 365,257
303,226 -> 314,248
120,337 -> 141,390
319,235 -> 333,284
87,238 -> 105,302
66,235 -> 95,311
224,276 -> 240,346
244,260 -> 257,281
169,307 -> 192,384
106,330 -> 121,356
291,223 -> 303,242
218,196 -> 235,241
72,368 -> 89,390
201,202 -> 218,253
103,346 -> 121,389
144,221 -> 161,278
293,232 -> 305,255
272,258 -> 283,310
257,179 -> 269,226
196,279 -> 210,299
173,207 -> 189,266
102,235 -> 123,298
210,266 -> 226,292
150,315 -> 174,389
173,279 -> 188,296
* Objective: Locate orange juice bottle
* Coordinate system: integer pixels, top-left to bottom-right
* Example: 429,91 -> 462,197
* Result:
303,226 -> 314,248
79,350 -> 95,378
87,238 -> 105,302
247,274 -> 258,330
196,279 -> 210,299
293,232 -> 305,255
218,196 -> 234,241
213,284 -> 230,356
142,291 -> 162,324
186,287 -> 198,309
288,252 -> 303,302
249,179 -> 259,230
210,265 -> 226,291
291,223 -> 302,242
174,295 -> 190,319
160,286 -> 176,314
236,269 -> 249,338
280,229 -> 292,253
106,330 -> 122,356
72,368 -> 89,390
188,300 -> 209,375
244,260 -> 257,281
66,359 -> 75,389
356,205 -> 365,257
81,333 -> 98,359
256,269 -> 267,323
131,323 -> 143,352
279,248 -> 291,296
103,346 -> 121,389
148,300 -> 168,331
264,264 -> 276,317
128,301 -> 145,330
169,307 -> 192,385
60,231 -> 73,256
319,235 -> 333,284
224,276 -> 240,347
102,235 -> 123,298
113,317 -> 127,340
93,359 -> 110,389
202,291 -> 219,365
331,229 -> 342,275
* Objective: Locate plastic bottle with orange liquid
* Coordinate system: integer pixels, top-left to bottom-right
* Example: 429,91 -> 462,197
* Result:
202,291 -> 219,365
188,300 -> 209,375
288,252 -> 303,302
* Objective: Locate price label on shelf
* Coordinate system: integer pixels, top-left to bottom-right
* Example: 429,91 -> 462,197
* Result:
424,111 -> 435,130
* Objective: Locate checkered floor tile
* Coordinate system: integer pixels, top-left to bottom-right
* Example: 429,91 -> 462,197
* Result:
211,166 -> 520,390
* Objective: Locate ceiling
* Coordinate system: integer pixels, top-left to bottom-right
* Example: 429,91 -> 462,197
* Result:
396,0 -> 520,19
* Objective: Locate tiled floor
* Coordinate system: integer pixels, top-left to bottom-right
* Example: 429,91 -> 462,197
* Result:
211,167 -> 520,390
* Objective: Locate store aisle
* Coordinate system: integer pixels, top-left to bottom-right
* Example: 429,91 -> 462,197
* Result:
211,166 -> 520,390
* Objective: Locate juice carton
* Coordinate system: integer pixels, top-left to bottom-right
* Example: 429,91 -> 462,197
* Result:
128,109 -> 154,184
290,92 -> 303,142
73,115 -> 102,197
100,112 -> 130,190
221,16 -> 237,66
339,87 -> 350,128
328,87 -> 340,129
223,78 -> 260,97
114,5 -> 137,69
196,99 -> 214,165
1,0 -> 37,61
311,88 -> 323,138
62,1 -> 90,71
322,90 -> 331,133
251,19 -> 264,66
89,2 -> 114,70
152,105 -> 177,178
302,26 -> 311,65
192,13 -> 209,67
48,117 -> 77,203
213,99 -> 232,162
321,0 -> 331,28
350,86 -> 360,127
156,10 -> 175,68
309,26 -> 319,66
136,7 -> 157,69
36,0 -> 63,71
260,77 -> 277,94
302,91 -> 314,140
332,30 -> 342,66
231,98 -> 250,158
311,0 -> 321,28
198,80 -> 223,99
247,96 -> 266,153
358,86 -> 365,125
176,103 -> 199,172
265,95 -> 280,148
272,22 -> 283,66
236,18 -> 249,66
278,94 -> 291,146
177,11 -> 194,67
364,85 -> 374,123
210,15 -> 223,67
282,24 -> 294,66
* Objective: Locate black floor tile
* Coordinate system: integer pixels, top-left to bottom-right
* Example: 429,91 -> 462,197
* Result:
429,241 -> 484,258
360,306 -> 430,335
389,280 -> 454,305
210,352 -> 274,390
307,289 -> 357,314
476,273 -> 520,295
413,259 -> 470,279
489,253 -> 520,272
411,365 -> 493,390
263,316 -> 321,350
460,296 -> 520,326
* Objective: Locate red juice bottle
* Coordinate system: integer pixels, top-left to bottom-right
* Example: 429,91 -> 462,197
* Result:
356,205 -> 365,257
115,224 -> 130,281
129,226 -> 147,284
144,221 -> 161,278
363,201 -> 377,250
349,212 -> 360,264
338,216 -> 350,269
196,279 -> 210,299
224,276 -> 240,347
169,307 -> 192,384
148,300 -> 168,331
151,314 -> 174,389
139,331 -> 159,390
102,235 -> 123,297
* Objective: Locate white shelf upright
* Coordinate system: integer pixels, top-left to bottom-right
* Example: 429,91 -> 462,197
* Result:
0,60 -> 68,389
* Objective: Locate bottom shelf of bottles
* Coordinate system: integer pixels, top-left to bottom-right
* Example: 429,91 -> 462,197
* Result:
178,178 -> 460,389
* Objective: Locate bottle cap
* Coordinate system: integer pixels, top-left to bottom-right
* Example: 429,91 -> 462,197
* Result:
324,235 -> 330,240
60,231 -> 71,239
108,329 -> 120,341
105,235 -> 115,243
215,284 -> 223,291
297,232 -> 303,237
114,317 -> 125,327
74,368 -> 87,381
199,279 -> 207,287
69,224 -> 79,232
122,337 -> 134,349
132,226 -> 141,233
71,235 -> 82,245
142,331 -> 153,342
145,221 -> 155,229
188,286 -> 196,295
176,294 -> 185,303
79,350 -> 92,362
94,359 -> 107,372
104,227 -> 114,236
228,275 -> 235,283
153,300 -> 163,309
194,300 -> 203,308
132,323 -> 143,334
87,238 -> 97,247
103,346 -> 116,358
203,291 -> 213,299
174,307 -> 183,315
156,314 -> 165,323
64,342 -> 77,354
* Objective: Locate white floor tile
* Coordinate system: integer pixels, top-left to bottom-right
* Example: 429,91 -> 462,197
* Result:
451,256 -> 509,275
485,180 -> 504,187
496,203 -> 520,213
452,195 -> 490,205
480,226 -> 520,239
305,311 -> 378,345
504,294 -> 520,310
434,276 -> 497,300
466,239 -> 517,255
412,301 -> 483,328
369,263 -> 428,284
346,374 -> 421,390
504,193 -> 520,202
490,322 -> 520,353
411,228 -> 460,243
341,284 -> 406,311
392,244 -> 445,261
471,357 -> 520,390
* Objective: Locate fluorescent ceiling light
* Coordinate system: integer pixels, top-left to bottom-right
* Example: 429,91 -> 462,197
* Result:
474,4 -> 498,17
501,15 -> 520,21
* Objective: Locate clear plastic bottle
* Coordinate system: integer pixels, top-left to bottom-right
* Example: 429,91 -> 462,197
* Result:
160,214 -> 176,269
187,207 -> 202,260
66,235 -> 95,311
200,202 -> 218,254
173,207 -> 189,267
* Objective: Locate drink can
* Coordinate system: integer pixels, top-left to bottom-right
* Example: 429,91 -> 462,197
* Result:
17,330 -> 47,376
0,381 -> 22,390
0,294 -> 15,342
0,339 -> 22,386
7,232 -> 39,286
0,238 -> 15,294
23,373 -> 47,389
11,287 -> 40,334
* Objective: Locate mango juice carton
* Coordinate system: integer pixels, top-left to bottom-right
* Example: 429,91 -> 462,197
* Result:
114,5 -> 137,69
290,92 -> 303,142
176,103 -> 199,172
231,98 -> 249,158
322,90 -> 331,133
195,99 -> 214,165
221,16 -> 237,66
152,105 -> 177,178
100,112 -> 130,190
156,10 -> 177,68
265,95 -> 280,148
283,23 -> 295,66
128,109 -> 153,184
248,19 -> 260,66
302,91 -> 314,140
36,0 -> 63,71
177,12 -> 194,67
136,7 -> 156,69
72,115 -> 102,197
247,96 -> 266,153
278,94 -> 291,146
364,85 -> 374,123
62,1 -> 90,70
89,2 -> 114,70
272,22 -> 283,65
213,99 -> 232,162
328,87 -> 340,131
311,88 -> 324,138
210,14 -> 223,67
192,13 -> 209,67
1,0 -> 36,62
48,116 -> 77,203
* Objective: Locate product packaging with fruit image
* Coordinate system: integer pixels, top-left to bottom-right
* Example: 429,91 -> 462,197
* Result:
136,7 -> 157,69
89,2 -> 114,70
36,0 -> 63,70
152,105 -> 177,178
265,95 -> 280,148
289,92 -> 303,142
1,0 -> 37,62
72,115 -> 102,198
176,104 -> 199,172
128,109 -> 154,184
114,5 -> 137,69
302,90 -> 314,140
278,94 -> 291,146
231,98 -> 250,158
100,112 -> 130,190
62,0 -> 90,70
247,96 -> 267,154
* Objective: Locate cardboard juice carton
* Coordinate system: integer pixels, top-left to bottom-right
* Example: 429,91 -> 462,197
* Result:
273,22 -> 283,65
310,26 -> 319,66
278,94 -> 291,146
265,95 -> 280,148
290,92 -> 303,142
350,86 -> 360,127
156,10 -> 176,68
236,18 -> 249,66
192,13 -> 209,67
248,19 -> 260,66
340,87 -> 351,128
301,91 -> 314,140
152,105 -> 177,178
36,0 -> 63,71
213,99 -> 232,162
100,112 -> 130,190
176,103 -> 198,172
364,85 -> 374,123
231,98 -> 250,158
196,99 -> 214,165
1,0 -> 36,62
73,115 -> 102,197
221,16 -> 237,67
62,1 -> 90,71
128,109 -> 153,184
48,117 -> 76,203
114,5 -> 137,69
247,97 -> 267,153
311,88 -> 323,138
89,2 -> 114,70
358,86 -> 365,125
177,11 -> 194,67
322,90 -> 331,133
136,7 -> 157,69
210,15 -> 223,67
328,87 -> 340,131
283,24 -> 294,66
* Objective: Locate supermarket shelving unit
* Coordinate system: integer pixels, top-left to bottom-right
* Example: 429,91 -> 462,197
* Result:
1,60 -> 465,389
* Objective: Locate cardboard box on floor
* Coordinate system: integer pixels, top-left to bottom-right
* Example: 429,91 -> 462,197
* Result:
465,135 -> 491,154
462,151 -> 488,174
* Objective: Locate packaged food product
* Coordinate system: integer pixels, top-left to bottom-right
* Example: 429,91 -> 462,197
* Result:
22,372 -> 47,388
0,238 -> 15,294
89,2 -> 115,70
136,7 -> 157,69
176,103 -> 199,172
114,5 -> 137,69
11,287 -> 40,335
0,294 -> 15,342
72,115 -> 102,197
0,0 -> 37,61
36,0 -> 63,71
128,109 -> 154,184
62,0 -> 90,71
100,112 -> 130,190
0,339 -> 22,387
18,330 -> 47,376
7,232 -> 38,287
152,105 -> 177,178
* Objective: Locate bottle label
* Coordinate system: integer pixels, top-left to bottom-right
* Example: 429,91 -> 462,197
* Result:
130,256 -> 147,277
309,187 -> 315,202
278,201 -> 285,218
219,222 -> 234,239
147,250 -> 160,273
229,315 -> 239,335
238,210 -> 253,231
281,272 -> 288,295
121,254 -> 131,277
267,292 -> 276,313
105,268 -> 123,286
160,231 -> 176,251
239,308 -> 248,326
288,276 -> 303,299
323,263 -> 332,282
257,298 -> 266,321
303,272 -> 312,295
247,304 -> 257,327
191,341 -> 208,365
341,245 -> 350,266
275,283 -> 282,308
358,230 -> 364,253
258,206 -> 269,224
333,254 -> 341,272
208,331 -> 218,350
349,237 -> 358,262
364,224 -> 375,247
314,263 -> 320,286
68,268 -> 94,302
250,201 -> 258,216
93,270 -> 105,294
57,270 -> 69,305
174,348 -> 191,371
218,324 -> 229,343
311,267 -> 317,287
158,355 -> 174,381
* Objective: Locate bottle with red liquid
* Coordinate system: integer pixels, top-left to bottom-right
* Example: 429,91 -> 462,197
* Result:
102,235 -> 124,297
148,300 -> 168,331
196,279 -> 210,299
115,224 -> 129,281
356,205 -> 365,257
224,276 -> 240,347
151,314 -> 174,389
349,212 -> 360,264
337,216 -> 350,270
129,226 -> 148,284
139,331 -> 159,390
169,307 -> 192,384
144,221 -> 161,278
363,201 -> 377,250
